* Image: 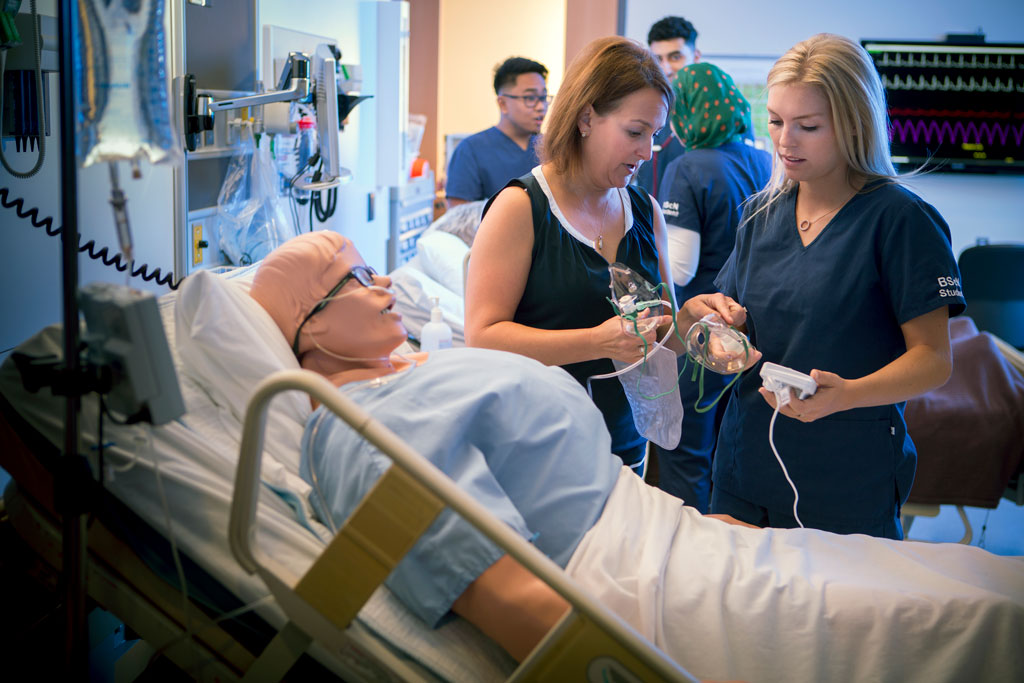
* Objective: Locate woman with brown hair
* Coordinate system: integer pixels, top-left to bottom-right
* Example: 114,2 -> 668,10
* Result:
465,36 -> 747,473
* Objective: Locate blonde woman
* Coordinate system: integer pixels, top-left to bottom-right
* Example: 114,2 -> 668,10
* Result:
709,34 -> 965,538
466,36 -> 746,472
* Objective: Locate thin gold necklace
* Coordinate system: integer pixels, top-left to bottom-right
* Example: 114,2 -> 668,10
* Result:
798,192 -> 855,231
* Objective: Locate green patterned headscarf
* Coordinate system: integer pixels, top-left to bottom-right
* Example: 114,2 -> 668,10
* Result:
670,63 -> 752,150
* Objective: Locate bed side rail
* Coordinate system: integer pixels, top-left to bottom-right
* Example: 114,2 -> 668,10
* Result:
230,369 -> 697,683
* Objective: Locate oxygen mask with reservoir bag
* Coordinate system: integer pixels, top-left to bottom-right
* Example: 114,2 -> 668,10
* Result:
587,263 -> 683,450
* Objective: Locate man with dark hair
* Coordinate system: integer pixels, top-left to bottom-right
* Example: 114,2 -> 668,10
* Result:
445,57 -> 550,208
634,16 -> 701,200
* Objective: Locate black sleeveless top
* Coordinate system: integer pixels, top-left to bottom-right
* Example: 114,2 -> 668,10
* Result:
484,170 -> 661,456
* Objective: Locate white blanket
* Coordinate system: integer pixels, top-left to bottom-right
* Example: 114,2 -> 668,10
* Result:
568,468 -> 1024,683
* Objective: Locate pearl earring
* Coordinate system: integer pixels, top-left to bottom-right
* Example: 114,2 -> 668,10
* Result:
581,130 -> 588,138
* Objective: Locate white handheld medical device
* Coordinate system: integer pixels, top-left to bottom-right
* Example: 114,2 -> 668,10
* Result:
760,362 -> 817,406
759,362 -> 817,529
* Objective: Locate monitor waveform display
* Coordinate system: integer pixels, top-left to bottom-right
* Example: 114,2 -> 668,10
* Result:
863,39 -> 1024,172
890,118 -> 1024,148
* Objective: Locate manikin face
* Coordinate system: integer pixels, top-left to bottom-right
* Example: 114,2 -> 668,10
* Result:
766,82 -> 847,186
581,87 -> 668,188
498,72 -> 549,136
301,244 -> 406,360
649,38 -> 698,80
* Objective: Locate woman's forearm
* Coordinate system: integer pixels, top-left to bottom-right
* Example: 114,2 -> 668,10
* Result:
468,320 -> 611,367
840,343 -> 952,411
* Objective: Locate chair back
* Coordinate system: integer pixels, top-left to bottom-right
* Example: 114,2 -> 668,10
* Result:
957,243 -> 1024,349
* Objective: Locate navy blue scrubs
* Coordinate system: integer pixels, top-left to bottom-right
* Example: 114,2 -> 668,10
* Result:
655,141 -> 771,512
712,181 -> 965,538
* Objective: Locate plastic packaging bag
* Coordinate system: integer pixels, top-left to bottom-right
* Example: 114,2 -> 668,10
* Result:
611,344 -> 682,449
217,126 -> 297,265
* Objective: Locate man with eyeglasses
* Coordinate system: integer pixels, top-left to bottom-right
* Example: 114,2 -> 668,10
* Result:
634,16 -> 700,201
445,57 -> 550,209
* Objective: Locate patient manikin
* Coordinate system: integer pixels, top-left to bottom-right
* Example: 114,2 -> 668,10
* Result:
249,232 -> 1024,682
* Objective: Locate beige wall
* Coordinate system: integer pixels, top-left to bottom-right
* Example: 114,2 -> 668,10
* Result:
436,0 -> 567,182
564,0 -> 619,67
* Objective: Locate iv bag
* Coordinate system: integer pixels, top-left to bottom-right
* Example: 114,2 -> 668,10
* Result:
76,0 -> 182,167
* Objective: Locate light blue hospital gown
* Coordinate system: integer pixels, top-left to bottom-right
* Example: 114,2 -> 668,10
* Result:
301,347 -> 621,626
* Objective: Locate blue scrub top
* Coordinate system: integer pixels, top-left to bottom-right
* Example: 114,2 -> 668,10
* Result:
713,181 -> 965,533
445,126 -> 540,202
660,140 -> 772,301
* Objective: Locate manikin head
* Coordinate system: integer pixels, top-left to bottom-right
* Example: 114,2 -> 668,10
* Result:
249,231 -> 404,369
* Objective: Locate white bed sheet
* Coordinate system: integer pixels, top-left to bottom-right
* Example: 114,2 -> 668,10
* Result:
0,267 -> 515,682
569,467 -> 1024,683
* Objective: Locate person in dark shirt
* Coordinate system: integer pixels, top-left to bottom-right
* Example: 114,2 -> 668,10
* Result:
633,16 -> 700,200
653,63 -> 772,513
465,36 -> 751,472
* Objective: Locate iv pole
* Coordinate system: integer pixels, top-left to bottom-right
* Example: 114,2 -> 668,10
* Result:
56,0 -> 89,675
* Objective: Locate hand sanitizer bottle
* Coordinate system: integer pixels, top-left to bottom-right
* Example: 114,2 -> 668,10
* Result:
420,297 -> 453,351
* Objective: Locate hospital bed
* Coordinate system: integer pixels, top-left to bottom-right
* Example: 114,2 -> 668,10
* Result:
0,263 -> 695,682
389,201 -> 482,346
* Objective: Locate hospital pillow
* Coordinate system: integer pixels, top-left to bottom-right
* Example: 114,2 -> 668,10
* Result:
415,229 -> 470,296
389,262 -> 466,346
175,269 -> 312,489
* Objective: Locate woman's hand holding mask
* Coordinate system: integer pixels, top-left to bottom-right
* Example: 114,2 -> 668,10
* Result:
680,292 -> 748,330
592,312 -> 673,363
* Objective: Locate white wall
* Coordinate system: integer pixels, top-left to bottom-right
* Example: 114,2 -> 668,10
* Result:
436,0 -> 566,178
625,0 -> 1024,57
623,0 -> 1024,256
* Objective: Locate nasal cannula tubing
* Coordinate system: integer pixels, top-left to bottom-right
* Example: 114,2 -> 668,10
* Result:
303,284 -> 415,365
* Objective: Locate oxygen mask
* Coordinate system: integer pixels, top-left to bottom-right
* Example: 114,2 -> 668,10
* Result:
685,314 -> 754,374
591,263 -> 682,450
608,262 -> 664,335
